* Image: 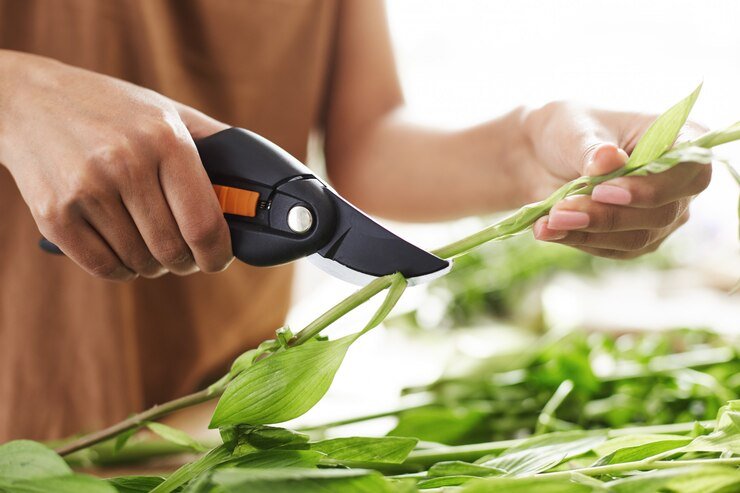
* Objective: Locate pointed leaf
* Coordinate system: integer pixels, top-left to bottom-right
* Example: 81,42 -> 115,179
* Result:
210,335 -> 356,428
427,460 -> 503,478
229,449 -> 324,469
608,465 -> 740,493
593,434 -> 692,465
0,440 -> 71,481
107,476 -> 165,493
146,422 -> 207,452
684,400 -> 740,454
480,431 -> 606,476
5,475 -> 117,493
309,436 -> 418,464
626,83 -> 702,170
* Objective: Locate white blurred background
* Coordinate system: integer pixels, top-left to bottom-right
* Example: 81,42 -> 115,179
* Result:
283,0 -> 740,434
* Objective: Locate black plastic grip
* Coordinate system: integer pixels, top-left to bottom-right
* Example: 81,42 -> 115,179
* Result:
39,128 -> 338,267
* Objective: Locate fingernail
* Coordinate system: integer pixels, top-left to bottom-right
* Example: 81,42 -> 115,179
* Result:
548,210 -> 590,230
617,148 -> 629,163
534,216 -> 568,240
592,184 -> 632,205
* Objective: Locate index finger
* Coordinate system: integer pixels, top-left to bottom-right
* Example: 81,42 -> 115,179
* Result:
592,161 -> 711,208
159,127 -> 233,273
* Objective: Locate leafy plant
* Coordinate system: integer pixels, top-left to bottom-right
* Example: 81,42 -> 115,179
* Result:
2,85 -> 739,491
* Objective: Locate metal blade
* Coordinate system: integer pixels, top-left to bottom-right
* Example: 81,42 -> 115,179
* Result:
309,193 -> 451,286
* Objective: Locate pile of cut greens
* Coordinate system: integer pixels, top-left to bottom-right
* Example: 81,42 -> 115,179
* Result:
1,84 -> 739,492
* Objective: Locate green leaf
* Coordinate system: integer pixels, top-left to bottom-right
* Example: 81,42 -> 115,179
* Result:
593,434 -> 692,465
220,424 -> 310,454
3,475 -> 117,493
107,476 -> 165,493
228,449 -> 324,469
206,468 -> 407,493
608,465 -> 740,493
417,475 -> 478,488
479,431 -> 606,476
228,349 -> 258,379
684,400 -> 740,454
0,440 -> 71,481
309,436 -> 418,464
145,422 -> 207,452
462,475 -> 597,493
210,335 -> 356,428
631,146 -> 714,176
150,445 -> 232,493
625,83 -> 702,170
427,460 -> 503,478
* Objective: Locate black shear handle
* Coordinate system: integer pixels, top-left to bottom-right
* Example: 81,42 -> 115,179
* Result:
39,128 -> 337,267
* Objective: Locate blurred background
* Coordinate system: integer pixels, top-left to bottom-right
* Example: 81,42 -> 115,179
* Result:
282,0 -> 740,439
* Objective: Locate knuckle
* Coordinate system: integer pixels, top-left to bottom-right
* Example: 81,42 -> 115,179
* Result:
626,230 -> 652,251
143,118 -> 185,149
657,202 -> 681,228
88,259 -> 126,280
597,248 -> 628,260
87,143 -> 134,173
600,206 -> 618,231
152,239 -> 193,268
692,166 -> 713,194
182,218 -> 226,251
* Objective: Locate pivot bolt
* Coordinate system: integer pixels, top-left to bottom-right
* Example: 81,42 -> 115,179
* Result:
287,205 -> 313,234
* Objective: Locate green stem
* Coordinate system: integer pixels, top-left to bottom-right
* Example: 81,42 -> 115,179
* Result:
55,384 -> 226,457
56,274 -> 400,457
290,275 -> 396,346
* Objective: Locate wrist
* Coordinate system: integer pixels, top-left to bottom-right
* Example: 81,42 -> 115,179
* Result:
0,51 -> 62,169
458,105 -> 538,212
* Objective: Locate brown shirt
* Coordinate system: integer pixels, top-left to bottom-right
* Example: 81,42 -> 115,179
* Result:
0,0 -> 339,441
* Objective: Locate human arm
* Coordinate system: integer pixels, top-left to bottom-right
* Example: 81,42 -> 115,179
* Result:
323,0 -> 711,258
0,50 -> 233,280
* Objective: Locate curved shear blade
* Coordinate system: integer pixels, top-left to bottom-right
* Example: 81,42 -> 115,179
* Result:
309,193 -> 451,286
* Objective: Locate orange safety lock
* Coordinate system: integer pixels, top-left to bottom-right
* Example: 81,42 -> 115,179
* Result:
213,184 -> 260,217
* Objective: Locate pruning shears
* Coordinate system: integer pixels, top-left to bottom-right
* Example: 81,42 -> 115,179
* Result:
40,128 -> 450,286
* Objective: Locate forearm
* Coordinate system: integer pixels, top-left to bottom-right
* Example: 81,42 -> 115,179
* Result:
325,106 -> 536,222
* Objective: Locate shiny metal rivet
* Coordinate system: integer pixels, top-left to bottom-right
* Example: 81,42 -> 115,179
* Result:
287,205 -> 313,234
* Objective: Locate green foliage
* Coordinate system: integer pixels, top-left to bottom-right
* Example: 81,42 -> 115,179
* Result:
0,440 -> 71,481
145,423 -> 207,453
625,83 -> 702,170
396,329 -> 739,444
4,86 -> 740,492
107,476 -> 165,493
210,334 -> 356,428
479,431 -> 606,475
189,468 -> 415,493
309,436 -> 418,464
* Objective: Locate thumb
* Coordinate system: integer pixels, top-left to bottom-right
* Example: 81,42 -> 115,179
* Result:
173,102 -> 229,140
583,142 -> 629,177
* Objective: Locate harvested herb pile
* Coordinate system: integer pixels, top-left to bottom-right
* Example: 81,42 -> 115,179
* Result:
1,85 -> 738,492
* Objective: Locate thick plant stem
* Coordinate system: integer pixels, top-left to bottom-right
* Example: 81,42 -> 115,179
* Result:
55,384 -> 225,456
